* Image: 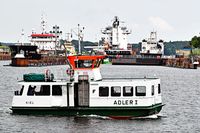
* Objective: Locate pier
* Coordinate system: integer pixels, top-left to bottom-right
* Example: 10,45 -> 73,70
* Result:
163,57 -> 198,69
0,54 -> 11,60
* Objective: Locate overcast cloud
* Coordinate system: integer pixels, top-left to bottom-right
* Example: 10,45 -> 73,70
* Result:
1,0 -> 200,43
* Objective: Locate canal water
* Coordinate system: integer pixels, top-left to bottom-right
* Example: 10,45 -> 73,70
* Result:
0,60 -> 200,132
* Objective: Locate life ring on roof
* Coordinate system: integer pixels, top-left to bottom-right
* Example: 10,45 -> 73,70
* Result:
45,69 -> 50,79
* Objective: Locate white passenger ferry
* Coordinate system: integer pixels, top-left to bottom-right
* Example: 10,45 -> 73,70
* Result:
11,55 -> 164,119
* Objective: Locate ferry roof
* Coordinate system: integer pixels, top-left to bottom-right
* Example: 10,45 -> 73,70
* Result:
67,55 -> 105,70
18,80 -> 69,85
31,34 -> 55,37
68,55 -> 105,60
91,78 -> 160,85
101,77 -> 159,82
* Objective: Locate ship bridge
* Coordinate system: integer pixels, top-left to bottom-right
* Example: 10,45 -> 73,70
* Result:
67,55 -> 105,81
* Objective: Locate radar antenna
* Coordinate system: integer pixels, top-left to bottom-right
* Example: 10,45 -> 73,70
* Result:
41,14 -> 47,34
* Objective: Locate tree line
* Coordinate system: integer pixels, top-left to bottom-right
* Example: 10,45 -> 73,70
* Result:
190,36 -> 200,48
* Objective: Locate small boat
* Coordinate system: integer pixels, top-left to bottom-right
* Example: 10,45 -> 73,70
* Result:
10,55 -> 164,119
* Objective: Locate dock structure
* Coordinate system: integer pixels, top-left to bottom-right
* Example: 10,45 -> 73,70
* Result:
164,57 -> 198,69
0,54 -> 11,60
11,56 -> 67,67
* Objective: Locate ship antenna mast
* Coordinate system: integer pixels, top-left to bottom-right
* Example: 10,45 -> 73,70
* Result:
113,16 -> 120,45
78,24 -> 85,55
41,14 -> 46,34
19,29 -> 25,45
71,24 -> 85,55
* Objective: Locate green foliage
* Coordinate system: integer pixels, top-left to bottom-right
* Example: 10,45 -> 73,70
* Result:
72,40 -> 97,53
164,41 -> 190,55
0,45 -> 9,49
0,45 -> 10,52
192,48 -> 200,55
190,36 -> 200,48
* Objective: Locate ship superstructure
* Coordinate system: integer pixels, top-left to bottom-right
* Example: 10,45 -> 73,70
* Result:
102,16 -> 131,50
140,32 -> 164,56
102,17 -> 164,65
63,33 -> 76,55
30,15 -> 63,55
9,15 -> 67,66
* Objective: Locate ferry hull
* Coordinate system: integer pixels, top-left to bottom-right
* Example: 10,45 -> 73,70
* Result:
11,103 -> 163,118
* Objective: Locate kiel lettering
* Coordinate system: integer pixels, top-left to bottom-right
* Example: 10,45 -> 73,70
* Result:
113,100 -> 134,105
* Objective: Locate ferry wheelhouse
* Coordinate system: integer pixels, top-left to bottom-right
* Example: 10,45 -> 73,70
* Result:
11,55 -> 164,119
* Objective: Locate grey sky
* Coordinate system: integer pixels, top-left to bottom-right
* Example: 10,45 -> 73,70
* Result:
1,0 -> 200,43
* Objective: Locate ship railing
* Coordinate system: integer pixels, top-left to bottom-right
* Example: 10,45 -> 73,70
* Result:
103,77 -> 159,81
119,55 -> 161,59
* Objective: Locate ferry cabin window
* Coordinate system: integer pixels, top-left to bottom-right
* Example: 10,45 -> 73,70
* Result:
111,86 -> 121,97
123,86 -> 133,96
75,60 -> 93,68
15,85 -> 24,96
20,85 -> 24,95
27,85 -> 50,96
94,59 -> 101,68
52,85 -> 62,96
152,85 -> 154,96
35,85 -> 50,96
83,60 -> 93,68
158,84 -> 161,94
135,86 -> 146,96
99,86 -> 109,97
27,85 -> 36,96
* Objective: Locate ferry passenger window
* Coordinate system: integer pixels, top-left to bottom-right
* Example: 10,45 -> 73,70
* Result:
20,85 -> 24,95
123,86 -> 133,96
158,84 -> 161,94
152,85 -> 154,96
52,85 -> 62,96
111,86 -> 121,97
35,85 -> 50,96
135,86 -> 146,96
27,85 -> 36,96
15,85 -> 24,96
99,86 -> 109,97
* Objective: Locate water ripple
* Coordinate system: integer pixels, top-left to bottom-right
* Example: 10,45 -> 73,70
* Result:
1,62 -> 200,132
